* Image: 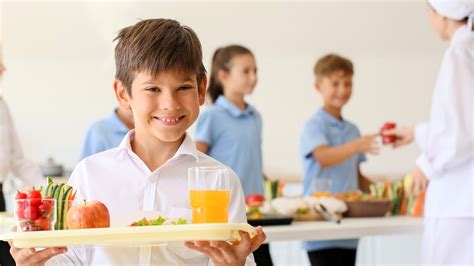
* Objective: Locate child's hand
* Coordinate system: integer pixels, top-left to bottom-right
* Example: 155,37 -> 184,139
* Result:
354,134 -> 379,155
409,167 -> 428,195
185,226 -> 266,266
383,127 -> 414,148
8,226 -> 67,266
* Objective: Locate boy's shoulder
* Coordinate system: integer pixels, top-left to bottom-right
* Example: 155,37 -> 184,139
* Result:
343,119 -> 360,132
302,113 -> 327,131
86,115 -> 115,134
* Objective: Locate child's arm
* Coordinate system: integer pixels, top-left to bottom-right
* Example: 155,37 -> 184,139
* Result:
312,134 -> 378,168
195,109 -> 213,155
358,166 -> 373,193
195,141 -> 209,154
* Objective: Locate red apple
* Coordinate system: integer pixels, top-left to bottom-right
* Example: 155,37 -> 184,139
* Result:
67,200 -> 110,229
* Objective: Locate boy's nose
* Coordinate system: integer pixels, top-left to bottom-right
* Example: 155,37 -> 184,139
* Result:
160,92 -> 180,111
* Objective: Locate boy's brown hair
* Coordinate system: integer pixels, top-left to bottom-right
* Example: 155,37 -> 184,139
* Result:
114,19 -> 206,96
314,54 -> 353,81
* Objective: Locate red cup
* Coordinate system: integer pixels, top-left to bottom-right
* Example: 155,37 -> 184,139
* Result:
380,122 -> 397,145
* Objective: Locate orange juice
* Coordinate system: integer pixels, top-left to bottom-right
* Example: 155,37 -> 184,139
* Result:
190,190 -> 230,223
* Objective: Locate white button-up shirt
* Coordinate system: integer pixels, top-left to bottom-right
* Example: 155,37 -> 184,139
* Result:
48,130 -> 254,265
415,25 -> 474,218
0,97 -> 42,186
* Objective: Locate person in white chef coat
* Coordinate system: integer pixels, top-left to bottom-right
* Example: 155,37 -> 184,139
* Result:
0,46 -> 43,265
384,1 -> 474,265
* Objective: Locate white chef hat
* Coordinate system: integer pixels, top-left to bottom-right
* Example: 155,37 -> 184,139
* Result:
428,0 -> 474,30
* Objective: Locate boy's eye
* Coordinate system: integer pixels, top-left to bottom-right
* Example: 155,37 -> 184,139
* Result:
146,87 -> 159,92
178,85 -> 192,91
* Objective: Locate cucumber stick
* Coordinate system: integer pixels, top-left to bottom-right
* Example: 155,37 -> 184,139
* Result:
40,177 -> 75,230
58,185 -> 72,230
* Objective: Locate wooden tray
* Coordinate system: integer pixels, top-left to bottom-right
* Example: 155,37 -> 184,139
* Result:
343,200 -> 391,217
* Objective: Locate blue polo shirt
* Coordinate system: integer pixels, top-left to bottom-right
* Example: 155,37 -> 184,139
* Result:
300,108 -> 367,251
79,110 -> 130,160
195,96 -> 264,196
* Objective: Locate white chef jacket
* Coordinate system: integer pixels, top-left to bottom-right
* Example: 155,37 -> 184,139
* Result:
47,130 -> 255,265
415,25 -> 474,218
0,96 -> 42,187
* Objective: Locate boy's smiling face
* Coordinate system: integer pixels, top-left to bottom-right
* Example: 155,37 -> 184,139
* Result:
115,70 -> 206,143
316,70 -> 353,110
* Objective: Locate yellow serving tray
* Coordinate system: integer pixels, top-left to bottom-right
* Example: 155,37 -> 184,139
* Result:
0,223 -> 256,248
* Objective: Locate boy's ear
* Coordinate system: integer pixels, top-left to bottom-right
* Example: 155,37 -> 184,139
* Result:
198,75 -> 208,106
314,80 -> 321,92
113,80 -> 131,109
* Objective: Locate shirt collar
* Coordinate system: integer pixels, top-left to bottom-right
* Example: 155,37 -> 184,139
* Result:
215,96 -> 254,117
108,109 -> 130,134
316,107 -> 345,128
119,130 -> 200,161
451,25 -> 472,46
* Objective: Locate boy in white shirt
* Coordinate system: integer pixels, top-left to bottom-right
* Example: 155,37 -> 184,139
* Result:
9,18 -> 265,266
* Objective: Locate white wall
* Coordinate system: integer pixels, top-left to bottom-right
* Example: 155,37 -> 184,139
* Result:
1,1 -> 446,180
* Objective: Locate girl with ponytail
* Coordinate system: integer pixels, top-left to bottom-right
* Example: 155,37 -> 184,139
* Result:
195,45 -> 272,265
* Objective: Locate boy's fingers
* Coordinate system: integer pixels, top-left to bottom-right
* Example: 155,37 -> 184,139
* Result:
13,248 -> 37,262
238,230 -> 251,249
31,248 -> 66,264
188,241 -> 223,259
250,228 -> 267,252
185,242 -> 212,257
29,247 -> 66,264
210,241 -> 235,262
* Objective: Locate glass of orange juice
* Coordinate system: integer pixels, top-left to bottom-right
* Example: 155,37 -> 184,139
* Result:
189,167 -> 230,223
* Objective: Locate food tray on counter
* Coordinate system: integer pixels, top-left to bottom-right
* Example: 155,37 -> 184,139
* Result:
0,223 -> 256,248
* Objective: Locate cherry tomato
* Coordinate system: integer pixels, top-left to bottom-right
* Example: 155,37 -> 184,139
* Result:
39,200 -> 53,217
27,189 -> 42,208
24,206 -> 39,220
16,205 -> 25,219
34,217 -> 51,231
15,191 -> 27,200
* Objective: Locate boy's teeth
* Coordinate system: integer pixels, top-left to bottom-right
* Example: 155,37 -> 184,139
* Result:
159,117 -> 180,122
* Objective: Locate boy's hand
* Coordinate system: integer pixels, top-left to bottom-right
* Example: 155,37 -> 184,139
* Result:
354,134 -> 379,155
383,127 -> 414,148
185,226 -> 266,266
8,227 -> 67,266
409,167 -> 428,195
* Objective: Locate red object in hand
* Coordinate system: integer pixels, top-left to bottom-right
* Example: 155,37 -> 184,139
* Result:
67,200 -> 110,229
246,194 -> 265,207
380,122 -> 397,144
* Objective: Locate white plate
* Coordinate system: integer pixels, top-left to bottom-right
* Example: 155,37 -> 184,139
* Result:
0,223 -> 256,248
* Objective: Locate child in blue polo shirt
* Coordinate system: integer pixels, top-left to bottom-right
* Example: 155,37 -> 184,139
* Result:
300,54 -> 378,266
79,106 -> 134,160
195,45 -> 270,265
195,45 -> 264,197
